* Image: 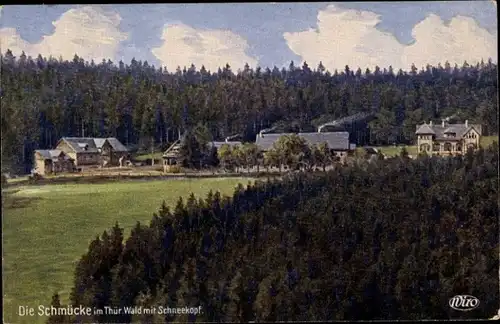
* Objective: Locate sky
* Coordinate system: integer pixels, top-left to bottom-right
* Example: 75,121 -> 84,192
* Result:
0,2 -> 497,72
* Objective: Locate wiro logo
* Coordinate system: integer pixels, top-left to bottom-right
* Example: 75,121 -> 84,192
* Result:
449,295 -> 480,311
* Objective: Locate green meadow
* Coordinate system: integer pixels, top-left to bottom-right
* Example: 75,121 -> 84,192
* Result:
2,177 -> 253,324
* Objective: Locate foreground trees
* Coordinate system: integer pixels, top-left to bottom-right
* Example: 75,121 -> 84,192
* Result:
216,135 -> 335,172
49,143 -> 499,322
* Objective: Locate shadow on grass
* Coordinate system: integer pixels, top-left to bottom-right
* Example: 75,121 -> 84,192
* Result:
2,195 -> 43,209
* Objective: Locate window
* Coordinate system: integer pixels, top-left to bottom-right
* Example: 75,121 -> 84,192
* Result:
420,143 -> 430,152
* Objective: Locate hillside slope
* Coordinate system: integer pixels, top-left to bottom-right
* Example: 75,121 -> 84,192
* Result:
50,144 -> 498,322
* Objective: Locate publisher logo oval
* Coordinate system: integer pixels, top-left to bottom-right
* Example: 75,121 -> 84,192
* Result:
449,295 -> 480,311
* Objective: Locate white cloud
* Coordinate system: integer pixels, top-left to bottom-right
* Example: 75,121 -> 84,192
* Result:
152,23 -> 258,72
284,4 -> 497,71
402,14 -> 497,69
0,6 -> 128,62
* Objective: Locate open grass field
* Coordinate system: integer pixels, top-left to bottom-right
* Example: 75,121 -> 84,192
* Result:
134,152 -> 164,161
481,135 -> 499,148
376,145 -> 418,157
2,177 -> 254,324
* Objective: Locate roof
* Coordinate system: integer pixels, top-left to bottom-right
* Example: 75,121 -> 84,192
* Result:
415,123 -> 482,140
415,124 -> 435,135
60,137 -> 128,153
255,132 -> 350,151
105,138 -> 129,152
35,150 -> 71,160
255,133 -> 293,151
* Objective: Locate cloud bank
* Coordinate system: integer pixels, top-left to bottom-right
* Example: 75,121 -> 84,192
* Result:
152,23 -> 258,72
284,4 -> 498,71
0,6 -> 128,62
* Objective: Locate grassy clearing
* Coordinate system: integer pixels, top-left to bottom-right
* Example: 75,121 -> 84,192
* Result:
5,175 -> 30,184
134,152 -> 164,161
480,135 -> 499,147
2,177 -> 253,324
376,145 -> 418,157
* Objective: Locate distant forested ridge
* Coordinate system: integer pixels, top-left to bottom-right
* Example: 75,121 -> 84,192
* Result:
49,144 -> 498,322
1,50 -> 498,173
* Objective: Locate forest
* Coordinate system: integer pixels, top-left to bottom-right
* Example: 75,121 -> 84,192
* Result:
1,49 -> 498,173
47,144 -> 499,322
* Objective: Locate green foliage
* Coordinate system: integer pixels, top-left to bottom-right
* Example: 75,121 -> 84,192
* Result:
178,131 -> 209,169
1,52 -> 497,174
46,293 -> 68,324
267,134 -> 311,171
241,143 -> 261,172
354,147 -> 368,159
61,144 -> 499,321
313,142 -> 332,171
218,144 -> 234,171
400,146 -> 409,158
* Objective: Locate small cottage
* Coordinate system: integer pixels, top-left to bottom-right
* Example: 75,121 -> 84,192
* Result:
33,150 -> 75,175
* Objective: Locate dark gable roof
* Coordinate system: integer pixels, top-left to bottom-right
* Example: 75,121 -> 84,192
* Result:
415,123 -> 482,140
299,132 -> 350,150
35,150 -> 54,159
415,124 -> 435,135
35,150 -> 71,160
61,137 -> 128,153
62,138 -> 98,153
255,133 -> 293,151
255,132 -> 350,151
104,138 -> 129,152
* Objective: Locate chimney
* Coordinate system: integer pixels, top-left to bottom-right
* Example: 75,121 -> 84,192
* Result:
429,120 -> 433,126
442,119 -> 445,127
465,120 -> 468,127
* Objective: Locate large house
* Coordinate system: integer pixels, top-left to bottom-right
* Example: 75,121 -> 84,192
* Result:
33,150 -> 76,175
34,137 -> 129,175
35,137 -> 129,175
255,131 -> 353,158
55,137 -> 129,167
415,120 -> 482,155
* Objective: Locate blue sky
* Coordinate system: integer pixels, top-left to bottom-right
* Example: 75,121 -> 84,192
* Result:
0,2 -> 497,72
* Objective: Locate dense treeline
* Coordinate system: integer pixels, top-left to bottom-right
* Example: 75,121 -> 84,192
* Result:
1,50 -> 498,173
49,144 -> 499,322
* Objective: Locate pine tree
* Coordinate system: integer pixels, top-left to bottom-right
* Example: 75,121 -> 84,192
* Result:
46,293 -> 68,324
